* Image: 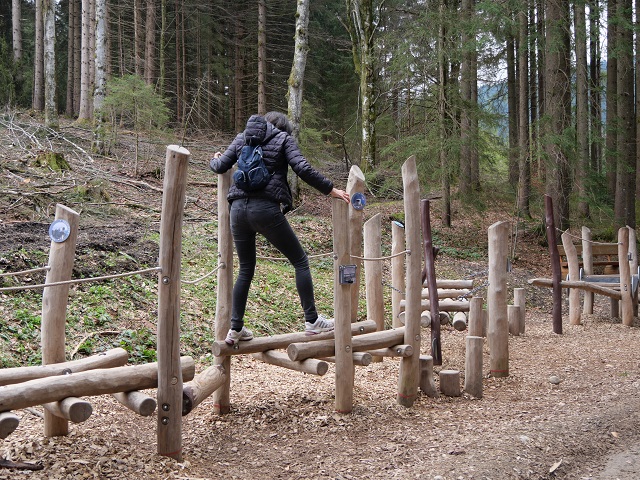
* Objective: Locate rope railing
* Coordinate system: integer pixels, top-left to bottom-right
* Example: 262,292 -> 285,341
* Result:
181,263 -> 225,285
0,266 -> 162,293
556,228 -> 622,245
255,249 -> 411,262
0,266 -> 51,277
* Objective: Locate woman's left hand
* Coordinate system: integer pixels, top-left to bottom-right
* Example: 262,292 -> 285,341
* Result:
330,188 -> 350,204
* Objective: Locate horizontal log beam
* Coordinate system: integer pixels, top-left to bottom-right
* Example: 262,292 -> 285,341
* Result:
251,351 -> 329,375
367,344 -> 413,358
421,288 -> 470,299
42,397 -> 92,423
319,352 -> 372,366
0,412 -> 19,439
287,328 -> 406,362
528,278 -> 622,300
212,320 -> 377,356
400,299 -> 470,312
423,279 -> 474,289
182,365 -> 226,415
0,357 -> 195,412
0,348 -> 129,387
111,391 -> 157,417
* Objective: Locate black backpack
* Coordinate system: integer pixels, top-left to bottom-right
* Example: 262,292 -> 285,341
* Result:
233,134 -> 271,191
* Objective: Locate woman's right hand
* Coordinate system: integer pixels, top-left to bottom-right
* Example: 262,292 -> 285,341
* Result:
330,188 -> 350,204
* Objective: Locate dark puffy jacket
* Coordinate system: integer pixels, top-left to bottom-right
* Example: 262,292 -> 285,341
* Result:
210,114 -> 333,208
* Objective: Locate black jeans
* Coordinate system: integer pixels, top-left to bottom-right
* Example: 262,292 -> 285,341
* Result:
229,197 -> 318,330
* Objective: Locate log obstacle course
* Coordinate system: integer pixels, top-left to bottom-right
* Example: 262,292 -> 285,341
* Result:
529,195 -> 638,328
0,148 -> 527,466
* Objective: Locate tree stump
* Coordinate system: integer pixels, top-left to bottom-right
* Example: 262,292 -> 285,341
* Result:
419,355 -> 438,397
439,369 -> 461,397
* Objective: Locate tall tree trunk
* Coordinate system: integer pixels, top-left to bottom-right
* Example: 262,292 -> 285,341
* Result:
233,13 -> 244,131
528,0 -> 538,182
43,0 -> 57,128
575,0 -> 589,218
543,0 -> 571,231
536,0 -> 545,180
12,0 -> 22,61
159,0 -> 166,96
66,0 -> 77,116
506,33 -> 518,187
78,0 -> 93,121
257,0 -> 267,115
347,0 -> 377,169
438,0 -> 450,227
33,0 -> 44,111
175,0 -> 182,124
73,0 -> 81,115
606,0 -> 618,197
145,0 -> 156,86
459,0 -> 475,196
517,3 -> 530,218
134,0 -> 145,77
93,0 -> 107,154
589,0 -> 601,173
614,0 -> 636,228
636,0 -> 640,200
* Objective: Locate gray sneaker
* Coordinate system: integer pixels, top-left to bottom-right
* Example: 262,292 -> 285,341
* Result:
225,326 -> 254,345
305,314 -> 335,335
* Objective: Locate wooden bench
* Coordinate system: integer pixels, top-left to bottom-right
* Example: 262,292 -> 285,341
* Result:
557,243 -> 620,278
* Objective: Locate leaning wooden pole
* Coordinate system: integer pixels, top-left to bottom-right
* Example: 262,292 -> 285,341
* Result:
544,195 -> 563,334
333,198 -> 354,413
364,213 -> 384,362
582,226 -> 594,314
213,170 -> 233,414
347,165 -> 365,322
397,156 -> 422,407
618,227 -> 633,326
157,145 -> 189,460
421,199 -> 441,365
42,204 -> 79,437
488,220 -> 509,377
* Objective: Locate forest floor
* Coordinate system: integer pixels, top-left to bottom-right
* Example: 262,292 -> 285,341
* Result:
1,115 -> 640,479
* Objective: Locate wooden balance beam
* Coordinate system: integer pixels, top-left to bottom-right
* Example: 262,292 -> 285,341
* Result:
287,327 -> 406,362
400,298 -> 470,312
212,320 -> 377,356
0,348 -> 129,387
528,278 -> 622,300
0,357 -> 195,412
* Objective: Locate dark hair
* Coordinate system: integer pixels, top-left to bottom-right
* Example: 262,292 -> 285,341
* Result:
264,111 -> 293,135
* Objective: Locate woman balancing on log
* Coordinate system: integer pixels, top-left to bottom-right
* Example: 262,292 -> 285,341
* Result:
210,112 -> 350,345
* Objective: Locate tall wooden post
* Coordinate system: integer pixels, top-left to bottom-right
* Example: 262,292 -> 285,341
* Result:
42,204 -> 79,437
347,165 -> 365,322
333,198 -> 353,413
421,199 -> 441,365
618,227 -> 633,326
628,226 -> 638,315
391,221 -> 406,328
213,170 -> 233,414
488,221 -> 509,377
582,226 -> 594,314
364,213 -> 384,362
561,231 -> 581,325
397,156 -> 421,406
157,145 -> 189,460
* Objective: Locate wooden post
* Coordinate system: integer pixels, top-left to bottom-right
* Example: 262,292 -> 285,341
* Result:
544,195 -> 563,334
582,226 -> 594,314
488,221 -> 509,377
618,227 -> 633,326
43,397 -> 92,423
468,297 -> 484,337
513,288 -> 526,334
157,145 -> 189,460
464,336 -> 483,398
364,213 -> 384,362
439,370 -> 461,396
333,198 -> 353,413
42,204 -> 79,437
561,231 -> 581,325
213,170 -> 233,414
419,355 -> 438,397
391,221 -> 406,328
421,199 -> 441,365
397,156 -> 422,407
347,165 -> 365,322
508,305 -> 521,336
